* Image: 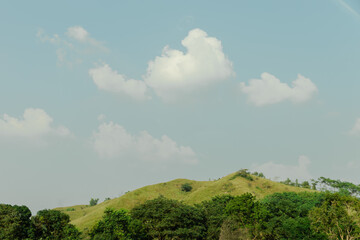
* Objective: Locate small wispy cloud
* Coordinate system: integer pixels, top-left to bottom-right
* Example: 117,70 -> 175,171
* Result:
337,0 -> 360,20
37,26 -> 108,67
348,117 -> 360,135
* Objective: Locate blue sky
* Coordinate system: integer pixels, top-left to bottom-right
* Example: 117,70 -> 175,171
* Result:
1,0 -> 360,212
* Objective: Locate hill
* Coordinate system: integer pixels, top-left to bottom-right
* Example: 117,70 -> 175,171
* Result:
56,171 -> 313,233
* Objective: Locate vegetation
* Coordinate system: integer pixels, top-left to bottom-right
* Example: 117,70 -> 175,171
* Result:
309,193 -> 360,240
230,169 -> 254,181
85,192 -> 360,239
89,198 -> 99,207
3,171 -> 360,239
181,183 -> 193,192
0,204 -> 31,240
56,171 -> 311,232
130,196 -> 207,239
0,205 -> 81,240
89,208 -> 146,240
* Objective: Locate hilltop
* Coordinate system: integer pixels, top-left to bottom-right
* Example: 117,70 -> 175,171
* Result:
56,171 -> 313,233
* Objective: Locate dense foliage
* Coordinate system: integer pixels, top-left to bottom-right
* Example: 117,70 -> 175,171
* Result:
0,204 -> 31,240
30,209 -> 81,240
130,196 -> 207,240
197,194 -> 234,239
261,192 -> 327,239
2,175 -> 360,239
0,205 -> 81,240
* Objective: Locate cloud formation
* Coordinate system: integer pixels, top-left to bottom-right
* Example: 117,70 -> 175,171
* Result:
0,108 -> 70,139
144,28 -> 234,101
37,26 -> 107,66
92,122 -> 198,164
239,73 -> 318,106
251,155 -> 312,181
66,26 -> 107,50
89,64 -> 149,101
349,118 -> 360,135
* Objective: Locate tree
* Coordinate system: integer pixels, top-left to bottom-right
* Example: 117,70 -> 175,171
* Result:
181,183 -> 193,192
317,177 -> 360,197
30,209 -> 81,240
301,181 -> 311,189
261,192 -> 326,240
89,208 -> 147,240
309,193 -> 360,240
197,195 -> 234,240
223,193 -> 269,239
231,169 -> 253,181
130,196 -> 207,240
90,198 -> 99,206
0,204 -> 31,240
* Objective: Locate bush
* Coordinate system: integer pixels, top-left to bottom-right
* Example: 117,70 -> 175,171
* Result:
230,169 -> 253,181
181,183 -> 193,192
89,198 -> 99,206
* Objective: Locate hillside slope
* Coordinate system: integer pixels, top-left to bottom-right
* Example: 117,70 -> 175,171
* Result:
56,171 -> 313,233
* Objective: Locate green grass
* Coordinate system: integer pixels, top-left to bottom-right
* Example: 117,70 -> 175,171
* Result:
55,171 -> 314,234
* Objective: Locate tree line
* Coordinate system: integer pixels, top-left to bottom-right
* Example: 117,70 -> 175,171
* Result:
2,174 -> 360,239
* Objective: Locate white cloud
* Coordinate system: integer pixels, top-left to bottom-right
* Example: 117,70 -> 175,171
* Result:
239,73 -> 318,106
0,108 -> 70,139
349,118 -> 360,135
37,26 -> 106,66
144,28 -> 234,101
92,122 -> 198,164
66,26 -> 106,50
251,155 -> 312,181
89,64 -> 150,101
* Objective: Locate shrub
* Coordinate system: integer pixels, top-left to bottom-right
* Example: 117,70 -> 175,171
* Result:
89,198 -> 99,206
230,169 -> 253,181
181,183 -> 193,192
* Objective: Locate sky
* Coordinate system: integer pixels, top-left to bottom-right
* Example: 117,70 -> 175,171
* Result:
1,0 -> 360,213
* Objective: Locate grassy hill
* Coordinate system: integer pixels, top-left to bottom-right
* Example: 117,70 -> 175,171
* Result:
56,171 -> 313,233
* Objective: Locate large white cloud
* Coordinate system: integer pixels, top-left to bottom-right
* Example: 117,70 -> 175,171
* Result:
89,64 -> 149,101
239,73 -> 318,106
144,28 -> 234,101
251,155 -> 312,181
92,122 -> 198,164
349,118 -> 360,136
0,108 -> 70,138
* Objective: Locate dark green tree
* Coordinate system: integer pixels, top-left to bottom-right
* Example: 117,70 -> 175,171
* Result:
130,196 -> 207,240
223,193 -> 269,239
197,195 -> 234,240
30,209 -> 81,240
261,192 -> 326,240
0,204 -> 31,240
181,183 -> 193,192
89,198 -> 99,206
89,208 -> 147,240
